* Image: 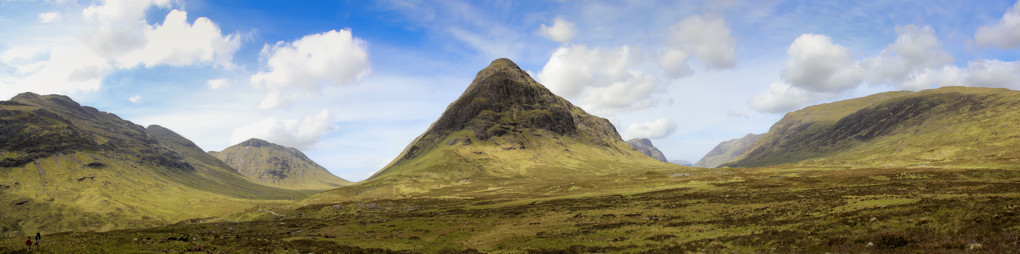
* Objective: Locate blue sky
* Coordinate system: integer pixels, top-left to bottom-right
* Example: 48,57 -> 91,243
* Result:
2,0 -> 1020,181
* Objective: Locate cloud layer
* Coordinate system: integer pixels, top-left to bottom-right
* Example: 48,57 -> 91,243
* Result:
625,118 -> 677,139
659,15 -> 737,78
230,110 -> 338,150
538,18 -> 577,43
537,45 -> 659,116
975,1 -> 1020,49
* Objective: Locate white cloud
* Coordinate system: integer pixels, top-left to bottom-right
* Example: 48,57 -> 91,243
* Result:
128,95 -> 142,103
38,12 -> 62,23
115,10 -> 241,68
750,82 -> 833,113
538,17 -> 577,43
1,0 -> 239,96
659,15 -> 736,77
625,117 -> 677,139
975,1 -> 1020,49
861,25 -> 953,87
961,59 -> 1020,89
782,34 -> 862,92
206,78 -> 229,90
536,45 -> 661,115
251,29 -> 371,109
230,109 -> 338,150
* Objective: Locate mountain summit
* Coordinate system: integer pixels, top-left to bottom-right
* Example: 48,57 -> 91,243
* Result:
210,138 -> 350,190
626,138 -> 669,162
355,58 -> 663,193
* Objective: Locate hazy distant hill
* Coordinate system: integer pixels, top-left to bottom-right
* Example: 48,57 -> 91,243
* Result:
694,134 -> 762,168
312,59 -> 669,200
0,93 -> 306,236
626,138 -> 668,162
724,87 -> 1020,167
210,138 -> 350,190
670,160 -> 692,166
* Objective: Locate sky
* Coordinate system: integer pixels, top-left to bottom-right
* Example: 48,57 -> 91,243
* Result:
2,0 -> 1020,181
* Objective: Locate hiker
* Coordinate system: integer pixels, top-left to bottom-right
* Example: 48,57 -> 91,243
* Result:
35,232 -> 41,248
25,237 -> 32,250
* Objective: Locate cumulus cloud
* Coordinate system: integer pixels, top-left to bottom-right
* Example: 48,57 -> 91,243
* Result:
251,29 -> 370,109
128,95 -> 142,103
659,15 -> 736,77
206,78 -> 229,90
782,34 -> 862,92
230,110 -> 338,150
975,1 -> 1020,49
750,82 -> 833,113
537,45 -> 660,115
38,12 -> 61,23
1,0 -> 239,96
625,118 -> 677,139
958,59 -> 1020,89
538,17 -> 577,43
861,25 -> 953,86
115,10 -> 241,68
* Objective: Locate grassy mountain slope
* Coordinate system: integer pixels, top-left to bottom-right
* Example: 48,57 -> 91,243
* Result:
725,87 -> 1020,167
0,93 -> 306,236
626,138 -> 669,162
694,133 -> 762,168
309,58 -> 670,201
210,138 -> 350,190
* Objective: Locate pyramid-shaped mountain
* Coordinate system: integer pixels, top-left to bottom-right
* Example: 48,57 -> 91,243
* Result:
211,138 -> 350,190
361,58 -> 665,190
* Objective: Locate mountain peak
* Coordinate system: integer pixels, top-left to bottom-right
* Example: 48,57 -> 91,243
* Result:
367,58 -> 661,183
241,138 -> 274,148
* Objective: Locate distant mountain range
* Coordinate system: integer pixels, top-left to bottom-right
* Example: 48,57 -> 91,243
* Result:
694,134 -> 762,168
724,87 -> 1020,167
210,138 -> 350,190
0,93 -> 311,236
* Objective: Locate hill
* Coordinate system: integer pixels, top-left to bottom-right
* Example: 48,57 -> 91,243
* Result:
725,87 -> 1020,167
210,138 -> 350,190
0,93 -> 307,236
694,133 -> 762,168
626,138 -> 669,162
670,160 -> 692,166
311,58 -> 670,200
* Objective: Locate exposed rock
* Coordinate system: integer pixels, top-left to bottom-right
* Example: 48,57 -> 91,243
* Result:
626,138 -> 668,162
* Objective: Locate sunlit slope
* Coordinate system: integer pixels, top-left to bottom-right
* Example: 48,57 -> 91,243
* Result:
210,138 -> 351,190
726,87 -> 1020,167
694,133 -> 762,168
0,93 -> 305,236
310,58 -> 671,200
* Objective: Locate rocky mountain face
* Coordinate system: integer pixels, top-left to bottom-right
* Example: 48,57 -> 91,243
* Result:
724,87 -> 1020,167
694,134 -> 763,168
332,58 -> 665,197
210,138 -> 350,190
0,93 -> 306,236
626,138 -> 668,162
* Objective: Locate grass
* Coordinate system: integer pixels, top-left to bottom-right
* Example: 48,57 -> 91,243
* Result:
3,164 -> 1017,253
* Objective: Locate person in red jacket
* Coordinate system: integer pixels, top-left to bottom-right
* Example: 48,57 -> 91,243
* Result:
25,237 -> 32,249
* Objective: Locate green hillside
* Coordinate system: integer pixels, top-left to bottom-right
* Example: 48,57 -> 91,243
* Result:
0,93 -> 308,237
725,87 -> 1020,168
694,133 -> 762,168
210,138 -> 351,190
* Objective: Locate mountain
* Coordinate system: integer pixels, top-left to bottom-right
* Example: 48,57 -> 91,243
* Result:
626,138 -> 668,162
0,93 -> 307,236
210,138 -> 350,190
669,160 -> 692,166
693,133 -> 763,168
724,87 -> 1020,167
320,58 -> 667,198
